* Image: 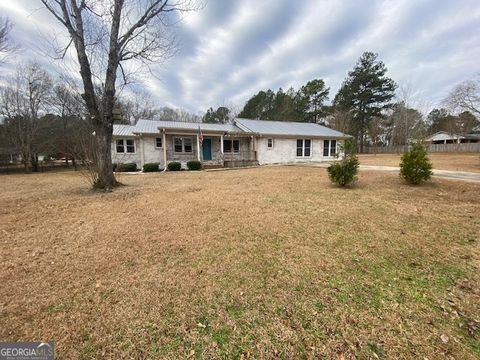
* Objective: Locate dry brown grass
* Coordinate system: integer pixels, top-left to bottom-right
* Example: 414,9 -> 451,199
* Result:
358,153 -> 480,172
1,168 -> 479,359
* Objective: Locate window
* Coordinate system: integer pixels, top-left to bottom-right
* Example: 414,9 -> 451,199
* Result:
174,138 -> 183,152
296,139 -> 303,157
155,137 -> 162,148
116,139 -> 124,153
267,138 -> 273,148
224,139 -> 240,153
304,139 -> 311,157
224,139 -> 232,152
296,139 -> 312,157
323,140 -> 337,157
174,137 -> 193,153
233,140 -> 239,153
330,140 -> 336,156
116,139 -> 135,153
126,139 -> 135,153
184,138 -> 193,153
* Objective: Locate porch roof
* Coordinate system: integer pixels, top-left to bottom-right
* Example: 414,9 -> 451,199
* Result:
138,119 -> 243,134
113,119 -> 246,136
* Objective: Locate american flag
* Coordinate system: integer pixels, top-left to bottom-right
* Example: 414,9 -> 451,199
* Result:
198,125 -> 203,145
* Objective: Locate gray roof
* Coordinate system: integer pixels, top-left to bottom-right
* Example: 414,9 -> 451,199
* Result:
138,119 -> 241,133
113,119 -> 242,136
113,118 -> 350,138
113,124 -> 136,136
235,118 -> 349,138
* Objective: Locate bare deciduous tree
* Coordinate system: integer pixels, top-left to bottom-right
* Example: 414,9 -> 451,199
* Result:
386,102 -> 424,146
0,17 -> 17,63
368,117 -> 384,153
51,83 -> 87,167
158,106 -> 201,122
329,109 -> 352,134
445,77 -> 480,117
41,0 -> 198,190
117,90 -> 160,124
0,63 -> 53,171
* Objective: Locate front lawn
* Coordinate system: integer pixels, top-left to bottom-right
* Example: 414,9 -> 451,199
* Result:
1,167 -> 479,359
358,152 -> 480,173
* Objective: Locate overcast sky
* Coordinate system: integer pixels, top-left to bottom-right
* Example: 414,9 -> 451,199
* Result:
1,0 -> 479,114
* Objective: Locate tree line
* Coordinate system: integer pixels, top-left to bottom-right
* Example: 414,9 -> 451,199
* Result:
0,61 -> 205,172
204,52 -> 480,152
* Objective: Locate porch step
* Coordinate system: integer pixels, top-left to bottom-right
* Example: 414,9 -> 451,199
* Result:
224,160 -> 259,168
202,164 -> 224,170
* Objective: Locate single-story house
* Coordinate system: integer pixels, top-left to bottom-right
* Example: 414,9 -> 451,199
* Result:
424,131 -> 480,144
112,118 -> 351,169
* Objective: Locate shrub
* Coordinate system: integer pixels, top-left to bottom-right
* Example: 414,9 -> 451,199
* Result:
143,162 -> 160,172
327,139 -> 359,187
167,161 -> 181,171
187,160 -> 202,171
116,163 -> 137,172
327,156 -> 359,186
112,163 -> 117,171
400,143 -> 433,184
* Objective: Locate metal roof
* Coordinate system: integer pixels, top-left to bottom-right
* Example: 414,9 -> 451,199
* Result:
112,124 -> 136,136
140,119 -> 241,133
113,119 -> 242,136
113,118 -> 351,138
235,118 -> 349,138
425,131 -> 480,141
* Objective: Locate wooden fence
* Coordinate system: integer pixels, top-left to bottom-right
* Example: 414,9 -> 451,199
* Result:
362,143 -> 480,154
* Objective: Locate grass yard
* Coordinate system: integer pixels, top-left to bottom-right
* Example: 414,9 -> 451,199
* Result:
358,153 -> 480,173
1,167 -> 479,359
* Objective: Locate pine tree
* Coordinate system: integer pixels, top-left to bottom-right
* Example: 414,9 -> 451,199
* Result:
399,143 -> 433,185
334,52 -> 397,152
297,79 -> 330,123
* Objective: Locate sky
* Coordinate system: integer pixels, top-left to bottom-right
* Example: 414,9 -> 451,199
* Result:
0,0 -> 479,115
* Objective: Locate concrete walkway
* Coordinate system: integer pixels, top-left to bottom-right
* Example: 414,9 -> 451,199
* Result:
309,163 -> 480,183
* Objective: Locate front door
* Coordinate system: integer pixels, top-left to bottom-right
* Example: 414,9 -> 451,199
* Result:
202,138 -> 212,160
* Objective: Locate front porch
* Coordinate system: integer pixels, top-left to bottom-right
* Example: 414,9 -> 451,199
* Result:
163,132 -> 258,169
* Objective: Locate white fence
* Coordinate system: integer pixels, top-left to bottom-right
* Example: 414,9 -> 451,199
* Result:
363,143 -> 480,154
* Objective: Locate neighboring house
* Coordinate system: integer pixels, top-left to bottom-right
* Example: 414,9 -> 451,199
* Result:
424,131 -> 480,144
112,118 -> 351,169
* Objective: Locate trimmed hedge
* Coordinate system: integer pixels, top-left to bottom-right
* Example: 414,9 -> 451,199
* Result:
187,160 -> 202,171
143,162 -> 160,172
167,161 -> 182,171
116,163 -> 137,172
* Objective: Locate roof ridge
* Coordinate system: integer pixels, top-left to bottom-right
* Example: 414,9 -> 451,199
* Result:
236,117 -> 329,126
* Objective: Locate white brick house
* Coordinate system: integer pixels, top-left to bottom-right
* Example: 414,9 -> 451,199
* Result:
112,118 -> 351,169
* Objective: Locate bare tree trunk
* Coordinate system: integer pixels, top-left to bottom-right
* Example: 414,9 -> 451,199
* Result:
41,0 -> 195,190
93,124 -> 116,190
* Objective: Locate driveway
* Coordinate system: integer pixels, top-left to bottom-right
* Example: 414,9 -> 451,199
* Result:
301,163 -> 480,183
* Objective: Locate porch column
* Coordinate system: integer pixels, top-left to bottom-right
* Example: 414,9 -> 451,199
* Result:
196,134 -> 201,161
140,135 -> 145,167
162,131 -> 167,171
220,135 -> 224,155
251,136 -> 256,160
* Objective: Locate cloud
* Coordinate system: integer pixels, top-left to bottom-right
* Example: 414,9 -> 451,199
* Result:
1,0 -> 479,114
